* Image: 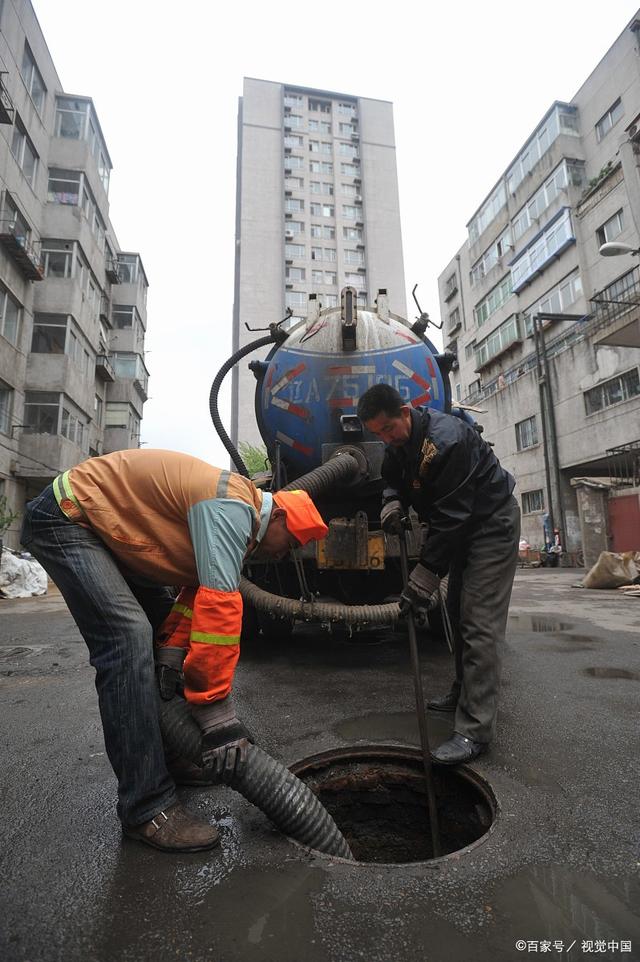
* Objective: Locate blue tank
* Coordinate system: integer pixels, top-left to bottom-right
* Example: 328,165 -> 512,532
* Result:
256,295 -> 450,476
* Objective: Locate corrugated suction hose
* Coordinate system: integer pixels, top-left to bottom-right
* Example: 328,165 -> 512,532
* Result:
159,696 -> 353,860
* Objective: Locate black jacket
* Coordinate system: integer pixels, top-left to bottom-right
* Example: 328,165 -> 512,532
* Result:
382,407 -> 515,576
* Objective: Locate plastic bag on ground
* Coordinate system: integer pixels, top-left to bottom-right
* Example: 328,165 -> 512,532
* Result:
0,547 -> 48,598
582,551 -> 640,590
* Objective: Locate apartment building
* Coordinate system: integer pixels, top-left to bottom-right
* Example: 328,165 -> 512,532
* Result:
438,12 -> 640,555
0,0 -> 149,548
232,78 -> 406,449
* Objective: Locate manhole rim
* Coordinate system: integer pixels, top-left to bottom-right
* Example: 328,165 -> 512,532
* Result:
289,743 -> 500,867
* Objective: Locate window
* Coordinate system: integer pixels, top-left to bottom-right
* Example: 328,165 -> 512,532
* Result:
20,44 -> 46,113
465,341 -> 476,361
468,183 -> 506,245
597,209 -> 624,246
475,315 -> 521,369
309,98 -> 331,113
338,102 -> 356,117
286,266 -> 305,281
596,98 -> 623,142
31,313 -> 67,353
311,224 -> 335,239
286,115 -> 303,128
48,168 -> 82,205
61,406 -> 86,447
523,271 -> 583,336
285,197 -> 304,212
286,221 -> 304,235
510,209 -> 574,292
2,193 -> 30,247
285,175 -> 304,190
111,353 -> 148,393
340,162 -> 358,176
584,368 -> 640,414
342,204 -> 362,219
515,415 -> 539,451
309,160 -> 333,174
41,240 -> 73,278
285,243 -> 305,258
312,269 -> 324,284
445,273 -> 458,299
343,226 -> 362,241
455,383 -> 462,402
474,275 -> 512,326
339,123 -> 354,135
324,294 -> 338,307
310,203 -> 334,217
344,249 -> 364,266
112,305 -> 138,329
309,119 -> 331,133
284,93 -> 303,108
345,271 -> 365,288
448,307 -> 461,331
284,134 -> 303,148
286,291 -> 307,308
339,142 -> 358,158
0,285 -> 22,346
117,254 -> 141,284
0,379 -> 13,434
511,161 -> 585,245
10,120 -> 38,187
94,394 -> 103,427
522,489 -> 544,514
24,392 -> 60,434
55,96 -> 87,139
468,377 -> 481,398
310,181 -> 333,195
470,227 -> 512,286
342,183 -> 358,196
286,156 -> 304,170
505,104 -> 579,197
325,271 -> 336,285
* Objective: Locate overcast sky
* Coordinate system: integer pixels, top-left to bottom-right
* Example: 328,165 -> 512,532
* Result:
32,0 -> 640,466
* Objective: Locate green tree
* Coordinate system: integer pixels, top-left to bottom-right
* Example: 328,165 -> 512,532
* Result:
239,442 -> 270,476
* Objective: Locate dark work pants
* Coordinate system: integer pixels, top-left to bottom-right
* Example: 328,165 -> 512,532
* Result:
445,495 -> 520,744
21,484 -> 178,826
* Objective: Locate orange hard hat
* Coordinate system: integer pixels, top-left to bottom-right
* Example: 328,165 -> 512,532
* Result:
272,490 -> 328,545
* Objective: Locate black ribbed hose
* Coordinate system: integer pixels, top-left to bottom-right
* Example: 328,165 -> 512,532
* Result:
209,334 -> 278,477
159,696 -> 353,860
240,575 -> 400,626
280,451 -> 360,496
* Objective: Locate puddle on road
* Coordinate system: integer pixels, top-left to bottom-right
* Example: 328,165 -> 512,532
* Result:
508,614 -> 574,633
333,710 -> 452,744
486,864 -> 640,953
584,667 -> 640,681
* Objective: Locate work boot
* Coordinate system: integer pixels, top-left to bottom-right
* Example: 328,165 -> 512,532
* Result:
431,733 -> 487,765
123,802 -> 220,853
427,689 -> 458,712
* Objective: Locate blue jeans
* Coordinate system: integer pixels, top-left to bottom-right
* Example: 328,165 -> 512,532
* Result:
21,484 -> 178,826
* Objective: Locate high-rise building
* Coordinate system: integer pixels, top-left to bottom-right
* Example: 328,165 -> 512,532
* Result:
0,0 -> 149,549
437,11 -> 640,558
232,78 -> 406,449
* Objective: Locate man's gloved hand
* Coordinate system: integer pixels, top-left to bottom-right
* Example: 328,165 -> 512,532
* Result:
155,647 -> 186,701
399,563 -> 440,626
380,498 -> 404,536
192,695 -> 252,780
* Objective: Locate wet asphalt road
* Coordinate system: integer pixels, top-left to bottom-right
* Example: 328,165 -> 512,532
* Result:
1,569 -> 639,962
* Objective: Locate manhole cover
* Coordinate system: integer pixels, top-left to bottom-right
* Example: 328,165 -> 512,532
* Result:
290,745 -> 498,864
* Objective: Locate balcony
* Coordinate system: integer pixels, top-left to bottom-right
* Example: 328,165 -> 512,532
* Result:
0,73 -> 15,125
95,354 -> 116,382
590,266 -> 640,348
0,216 -> 43,281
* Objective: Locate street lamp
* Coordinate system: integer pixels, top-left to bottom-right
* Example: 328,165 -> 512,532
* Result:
599,242 -> 640,257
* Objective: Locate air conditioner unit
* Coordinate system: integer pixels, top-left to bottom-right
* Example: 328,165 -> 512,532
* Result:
354,194 -> 362,202
285,229 -> 294,239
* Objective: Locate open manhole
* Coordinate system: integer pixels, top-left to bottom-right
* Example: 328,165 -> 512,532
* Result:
290,745 -> 498,864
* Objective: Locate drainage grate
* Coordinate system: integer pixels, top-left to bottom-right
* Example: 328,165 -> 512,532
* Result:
290,745 -> 497,864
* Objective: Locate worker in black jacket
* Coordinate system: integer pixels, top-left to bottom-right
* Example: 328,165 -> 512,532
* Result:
357,384 -> 520,764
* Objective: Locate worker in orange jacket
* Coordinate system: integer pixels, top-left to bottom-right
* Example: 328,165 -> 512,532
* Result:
21,449 -> 327,854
